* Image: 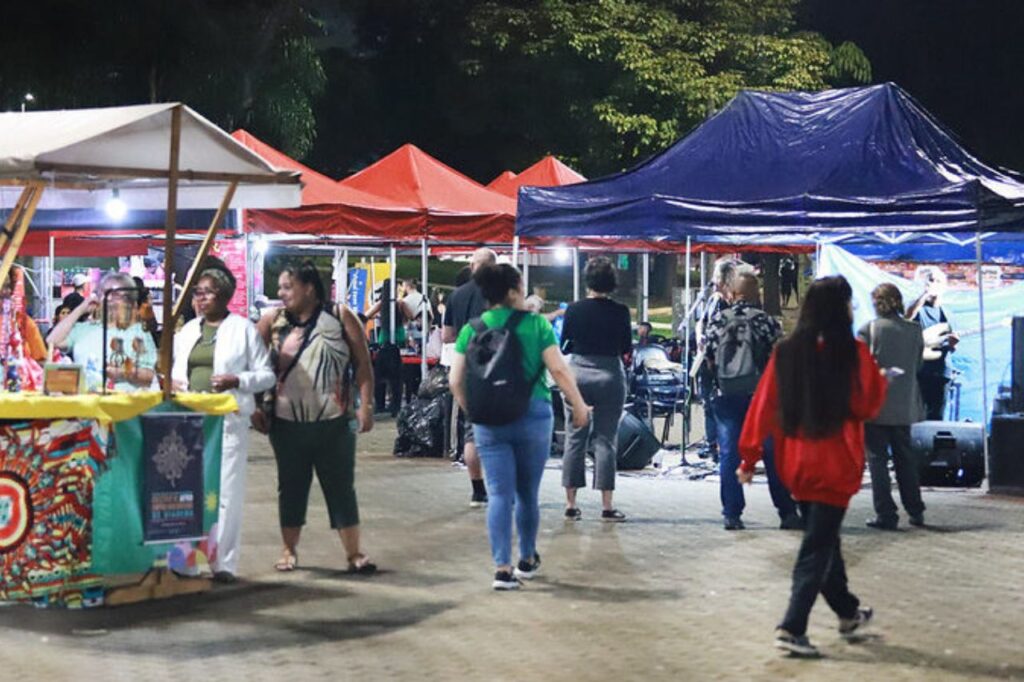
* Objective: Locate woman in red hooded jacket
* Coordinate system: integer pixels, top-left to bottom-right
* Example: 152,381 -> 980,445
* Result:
738,276 -> 887,658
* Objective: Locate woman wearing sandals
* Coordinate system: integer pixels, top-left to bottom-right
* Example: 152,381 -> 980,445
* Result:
252,260 -> 378,575
559,257 -> 633,522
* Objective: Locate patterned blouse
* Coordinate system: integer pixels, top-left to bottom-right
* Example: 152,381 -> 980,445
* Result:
269,308 -> 351,422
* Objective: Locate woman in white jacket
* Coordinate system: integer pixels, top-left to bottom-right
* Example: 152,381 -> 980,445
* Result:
172,266 -> 274,582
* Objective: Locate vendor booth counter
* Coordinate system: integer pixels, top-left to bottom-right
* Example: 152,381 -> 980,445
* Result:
0,391 -> 236,608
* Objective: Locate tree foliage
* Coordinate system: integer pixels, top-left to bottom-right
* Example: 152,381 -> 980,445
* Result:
0,0 -> 326,158
463,0 -> 872,174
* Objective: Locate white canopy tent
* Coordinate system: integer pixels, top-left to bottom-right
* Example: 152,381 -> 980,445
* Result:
0,102 -> 302,398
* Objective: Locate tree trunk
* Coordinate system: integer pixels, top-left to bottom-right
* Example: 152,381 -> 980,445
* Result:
762,254 -> 781,316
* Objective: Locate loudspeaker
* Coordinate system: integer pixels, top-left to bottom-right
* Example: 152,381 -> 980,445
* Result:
617,412 -> 661,470
990,414 -> 1024,495
1013,317 -> 1024,412
910,421 -> 985,487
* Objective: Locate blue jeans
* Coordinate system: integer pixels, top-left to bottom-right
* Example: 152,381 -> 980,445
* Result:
474,398 -> 554,567
713,392 -> 796,521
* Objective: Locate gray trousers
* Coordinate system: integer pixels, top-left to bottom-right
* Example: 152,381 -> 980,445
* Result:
562,355 -> 627,491
865,423 -> 926,521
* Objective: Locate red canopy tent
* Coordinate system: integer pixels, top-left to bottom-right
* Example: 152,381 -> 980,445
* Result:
491,155 -> 585,199
232,130 -> 423,238
487,170 -> 518,196
339,143 -> 515,243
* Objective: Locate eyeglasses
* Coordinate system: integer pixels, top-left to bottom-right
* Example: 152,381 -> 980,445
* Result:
193,288 -> 216,298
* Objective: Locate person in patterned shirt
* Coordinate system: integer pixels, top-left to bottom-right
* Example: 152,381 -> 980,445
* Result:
705,273 -> 801,532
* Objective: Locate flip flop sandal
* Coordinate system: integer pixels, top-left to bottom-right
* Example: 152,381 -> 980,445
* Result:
274,551 -> 298,572
346,553 -> 377,575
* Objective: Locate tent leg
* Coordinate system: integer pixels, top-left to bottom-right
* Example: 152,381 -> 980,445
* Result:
683,237 -> 691,451
976,233 -> 991,487
0,185 -> 43,293
642,252 -> 650,321
389,245 -> 397,343
572,247 -> 580,301
421,238 -> 428,382
523,249 -> 530,293
160,105 -> 183,402
171,181 -> 237,321
48,234 -> 56,326
512,236 -> 519,266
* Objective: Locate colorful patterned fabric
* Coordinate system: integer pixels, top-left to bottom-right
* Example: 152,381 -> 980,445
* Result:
0,419 -> 106,607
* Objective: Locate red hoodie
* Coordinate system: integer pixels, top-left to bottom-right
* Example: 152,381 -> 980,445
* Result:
739,339 -> 887,508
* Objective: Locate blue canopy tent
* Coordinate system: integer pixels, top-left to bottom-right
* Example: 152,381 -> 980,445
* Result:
517,83 -> 1024,238
517,83 -> 1024,453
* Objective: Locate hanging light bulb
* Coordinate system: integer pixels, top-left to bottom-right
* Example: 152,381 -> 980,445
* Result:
253,236 -> 269,256
104,188 -> 128,222
554,246 -> 571,264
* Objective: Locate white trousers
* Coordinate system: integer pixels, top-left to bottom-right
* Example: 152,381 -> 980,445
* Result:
211,412 -> 249,575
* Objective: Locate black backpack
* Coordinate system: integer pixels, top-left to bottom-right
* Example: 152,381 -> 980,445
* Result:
464,310 -> 539,426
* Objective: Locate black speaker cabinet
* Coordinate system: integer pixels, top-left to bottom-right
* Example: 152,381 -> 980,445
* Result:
910,421 -> 985,487
990,414 -> 1024,495
617,412 -> 661,470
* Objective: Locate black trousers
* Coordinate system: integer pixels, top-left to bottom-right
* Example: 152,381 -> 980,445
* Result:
919,373 -> 948,421
374,344 -> 403,416
780,501 -> 859,636
865,423 -> 925,522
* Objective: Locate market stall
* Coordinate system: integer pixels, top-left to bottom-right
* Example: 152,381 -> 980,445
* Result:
0,103 -> 301,606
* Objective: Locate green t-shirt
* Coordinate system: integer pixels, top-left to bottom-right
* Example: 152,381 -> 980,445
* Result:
454,307 -> 557,402
187,323 -> 217,392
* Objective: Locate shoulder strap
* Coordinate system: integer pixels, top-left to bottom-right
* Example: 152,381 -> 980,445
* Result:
469,317 -> 488,335
278,309 -> 322,387
504,309 -> 528,330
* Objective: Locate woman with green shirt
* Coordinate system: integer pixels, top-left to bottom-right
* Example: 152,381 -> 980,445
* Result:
450,263 -> 590,591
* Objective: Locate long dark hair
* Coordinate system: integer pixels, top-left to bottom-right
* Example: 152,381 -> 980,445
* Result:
282,260 -> 326,305
775,276 -> 858,438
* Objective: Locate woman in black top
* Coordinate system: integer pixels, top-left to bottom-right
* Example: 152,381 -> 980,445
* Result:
560,257 -> 633,521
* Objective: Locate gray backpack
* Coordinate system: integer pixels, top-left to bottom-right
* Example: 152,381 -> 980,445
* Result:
714,308 -> 768,395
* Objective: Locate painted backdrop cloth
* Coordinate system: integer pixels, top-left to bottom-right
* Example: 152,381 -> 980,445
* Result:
819,244 -> 1024,425
91,402 -> 223,575
0,419 -> 106,607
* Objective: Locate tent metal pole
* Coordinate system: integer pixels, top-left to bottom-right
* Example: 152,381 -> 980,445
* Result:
389,244 -> 397,343
976,232 -> 990,483
245,232 -> 254,319
340,249 -> 348,306
683,237 -> 692,450
512,235 -> 519,265
48,234 -> 55,325
523,249 -> 530,293
642,252 -> 650,321
572,247 -> 580,301
421,238 -> 429,382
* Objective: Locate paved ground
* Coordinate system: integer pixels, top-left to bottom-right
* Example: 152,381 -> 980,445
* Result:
2,417 -> 1023,682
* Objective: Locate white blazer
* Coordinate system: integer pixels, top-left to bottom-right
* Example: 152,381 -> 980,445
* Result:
172,313 -> 275,416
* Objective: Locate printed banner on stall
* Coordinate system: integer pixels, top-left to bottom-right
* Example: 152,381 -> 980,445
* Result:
348,268 -> 368,313
141,413 -> 205,543
0,419 -> 106,607
211,238 -> 249,317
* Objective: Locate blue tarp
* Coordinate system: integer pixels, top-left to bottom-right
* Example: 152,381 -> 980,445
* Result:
837,232 -> 1024,265
518,83 -> 1024,239
819,245 -> 1021,425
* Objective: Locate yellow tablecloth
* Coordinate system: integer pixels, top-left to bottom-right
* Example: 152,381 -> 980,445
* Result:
0,391 -> 238,423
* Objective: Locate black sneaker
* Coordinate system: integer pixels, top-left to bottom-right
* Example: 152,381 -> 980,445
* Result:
492,570 -> 521,591
779,513 -> 805,531
564,507 -> 582,521
601,509 -> 627,522
774,629 -> 820,657
513,553 -> 541,581
724,516 -> 745,531
908,514 -> 925,527
839,607 -> 874,638
470,491 -> 488,508
866,517 -> 898,531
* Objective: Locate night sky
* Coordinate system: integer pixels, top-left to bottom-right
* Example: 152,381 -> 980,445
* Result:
803,0 -> 1024,174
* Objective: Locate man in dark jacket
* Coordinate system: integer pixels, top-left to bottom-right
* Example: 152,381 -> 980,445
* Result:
858,283 -> 927,530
